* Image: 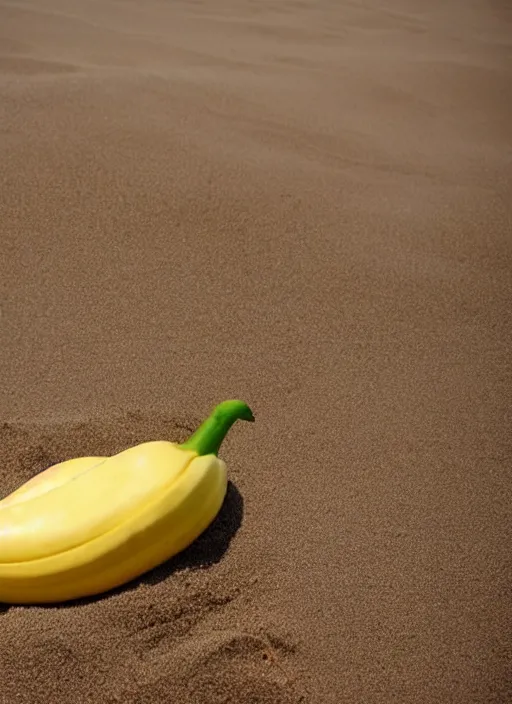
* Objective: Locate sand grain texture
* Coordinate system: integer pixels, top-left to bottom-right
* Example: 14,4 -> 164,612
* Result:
1,1 -> 511,702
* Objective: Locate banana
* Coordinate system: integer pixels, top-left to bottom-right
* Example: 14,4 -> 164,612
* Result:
0,456 -> 106,509
0,400 -> 254,604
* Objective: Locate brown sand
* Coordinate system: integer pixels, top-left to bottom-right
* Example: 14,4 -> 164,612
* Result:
1,1 -> 511,702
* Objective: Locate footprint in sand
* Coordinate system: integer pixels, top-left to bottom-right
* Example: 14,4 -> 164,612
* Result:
127,629 -> 305,704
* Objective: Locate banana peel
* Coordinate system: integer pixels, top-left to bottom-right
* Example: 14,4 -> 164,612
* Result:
0,400 -> 254,605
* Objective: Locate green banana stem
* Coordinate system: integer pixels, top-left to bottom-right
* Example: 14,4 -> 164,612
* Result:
179,400 -> 255,457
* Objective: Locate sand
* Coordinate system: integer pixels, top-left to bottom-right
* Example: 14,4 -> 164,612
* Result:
0,1 -> 511,702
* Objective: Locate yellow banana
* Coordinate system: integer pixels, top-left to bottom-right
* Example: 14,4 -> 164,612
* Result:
0,400 -> 254,605
0,456 -> 106,509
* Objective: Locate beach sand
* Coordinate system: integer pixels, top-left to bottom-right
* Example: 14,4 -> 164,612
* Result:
1,1 -> 511,702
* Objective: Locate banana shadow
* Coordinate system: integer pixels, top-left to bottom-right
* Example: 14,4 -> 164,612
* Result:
141,479 -> 244,584
1,481 -> 243,611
